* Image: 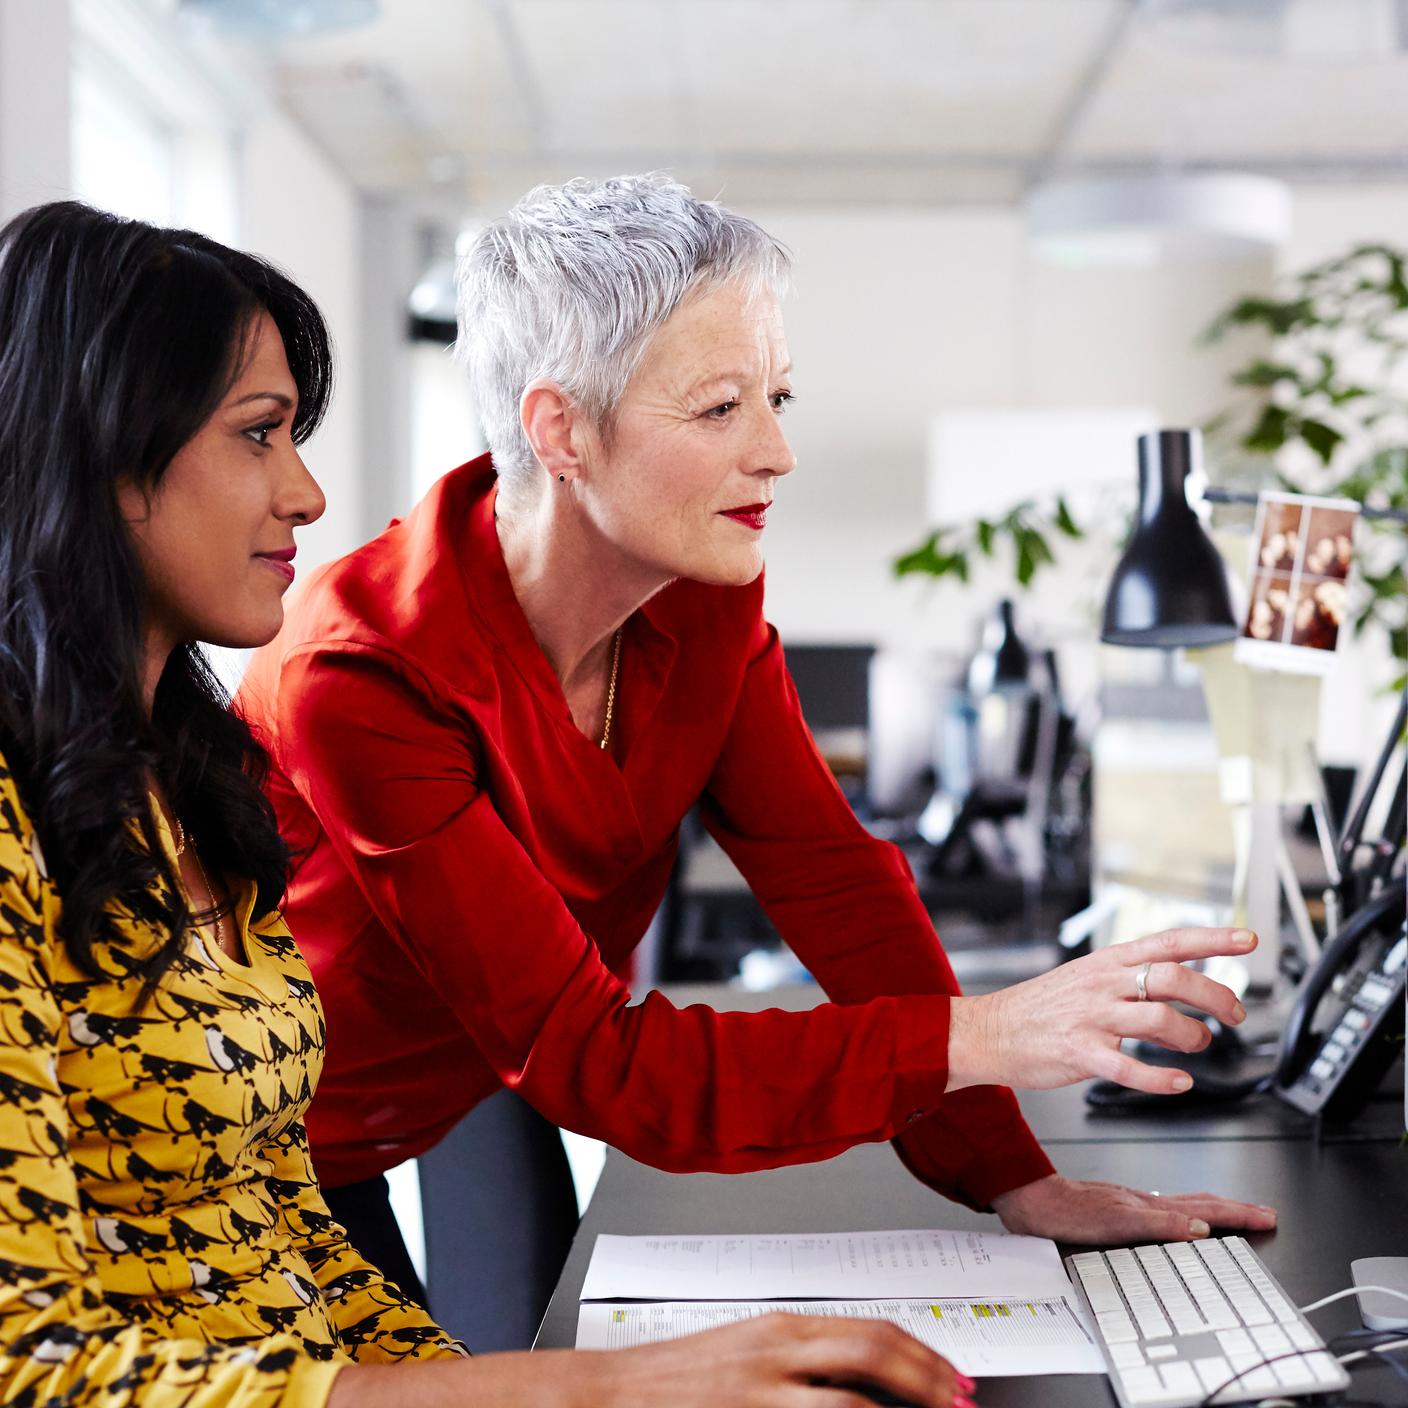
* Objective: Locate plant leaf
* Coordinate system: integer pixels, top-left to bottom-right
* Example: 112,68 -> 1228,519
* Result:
1015,539 -> 1036,587
1054,496 -> 1083,538
1231,361 -> 1302,389
1328,385 -> 1371,406
893,532 -> 940,578
1243,404 -> 1292,454
1299,418 -> 1344,466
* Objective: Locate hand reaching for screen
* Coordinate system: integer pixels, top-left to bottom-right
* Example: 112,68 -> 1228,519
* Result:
947,927 -> 1258,1095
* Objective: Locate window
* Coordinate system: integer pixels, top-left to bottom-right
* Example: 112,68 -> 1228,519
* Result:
70,0 -> 239,243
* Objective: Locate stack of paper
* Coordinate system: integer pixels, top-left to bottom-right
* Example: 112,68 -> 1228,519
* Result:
576,1229 -> 1104,1377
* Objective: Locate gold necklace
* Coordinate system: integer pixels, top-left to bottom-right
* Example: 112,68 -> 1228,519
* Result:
172,817 -> 227,956
599,628 -> 623,751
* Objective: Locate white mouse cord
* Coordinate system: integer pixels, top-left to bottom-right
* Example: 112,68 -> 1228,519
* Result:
1336,1335 -> 1408,1369
1297,1284 -> 1408,1317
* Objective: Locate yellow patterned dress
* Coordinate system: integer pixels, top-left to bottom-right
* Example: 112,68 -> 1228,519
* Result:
0,752 -> 465,1405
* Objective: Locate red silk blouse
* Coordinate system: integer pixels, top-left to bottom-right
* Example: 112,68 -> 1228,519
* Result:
237,457 -> 1055,1206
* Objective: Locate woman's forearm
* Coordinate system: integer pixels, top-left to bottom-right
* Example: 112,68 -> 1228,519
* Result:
326,1351 -> 596,1408
943,993 -> 1001,1091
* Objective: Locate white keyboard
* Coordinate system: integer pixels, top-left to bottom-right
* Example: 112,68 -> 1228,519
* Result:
1066,1237 -> 1351,1406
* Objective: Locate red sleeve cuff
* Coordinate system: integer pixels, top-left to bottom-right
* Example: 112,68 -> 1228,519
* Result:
893,1086 -> 1056,1212
889,993 -> 953,1130
885,994 -> 1055,1210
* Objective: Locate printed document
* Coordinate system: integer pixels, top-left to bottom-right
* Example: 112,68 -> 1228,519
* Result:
576,1230 -> 1104,1376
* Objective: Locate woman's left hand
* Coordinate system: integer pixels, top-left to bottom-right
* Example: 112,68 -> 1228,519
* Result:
991,1174 -> 1278,1244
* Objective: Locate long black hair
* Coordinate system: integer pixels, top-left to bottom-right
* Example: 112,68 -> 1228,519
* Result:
0,201 -> 333,988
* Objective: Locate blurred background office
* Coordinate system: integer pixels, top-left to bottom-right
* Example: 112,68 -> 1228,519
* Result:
3,0 -> 1403,1347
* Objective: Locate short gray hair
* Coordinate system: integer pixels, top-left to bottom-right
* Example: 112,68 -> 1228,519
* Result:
455,173 -> 791,484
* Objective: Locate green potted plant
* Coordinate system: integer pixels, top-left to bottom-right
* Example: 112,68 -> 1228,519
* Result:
1200,242 -> 1407,672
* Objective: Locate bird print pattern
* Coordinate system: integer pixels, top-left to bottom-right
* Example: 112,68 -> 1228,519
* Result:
0,753 -> 465,1405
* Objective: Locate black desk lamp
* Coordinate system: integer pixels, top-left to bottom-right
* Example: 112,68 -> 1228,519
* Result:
1101,429 -> 1239,648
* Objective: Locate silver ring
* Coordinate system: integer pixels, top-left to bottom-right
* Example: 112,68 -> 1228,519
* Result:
1135,961 -> 1152,1001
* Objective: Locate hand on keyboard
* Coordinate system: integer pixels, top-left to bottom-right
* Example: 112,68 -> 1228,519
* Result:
992,1175 -> 1277,1246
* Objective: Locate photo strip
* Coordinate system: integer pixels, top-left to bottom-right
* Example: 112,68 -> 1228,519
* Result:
1235,492 -> 1359,674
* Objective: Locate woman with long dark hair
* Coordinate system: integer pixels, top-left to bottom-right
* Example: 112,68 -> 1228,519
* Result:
0,200 -> 967,1408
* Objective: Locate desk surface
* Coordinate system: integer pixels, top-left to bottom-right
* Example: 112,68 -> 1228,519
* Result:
536,1107 -> 1407,1405
1018,1075 -> 1406,1146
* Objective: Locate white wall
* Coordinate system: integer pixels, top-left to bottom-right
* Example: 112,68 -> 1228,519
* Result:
358,197 -> 421,542
238,109 -> 365,570
748,205 -> 1271,665
0,0 -> 70,224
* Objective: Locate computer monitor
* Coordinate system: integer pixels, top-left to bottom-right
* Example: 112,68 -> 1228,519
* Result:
782,643 -> 874,734
866,649 -> 954,817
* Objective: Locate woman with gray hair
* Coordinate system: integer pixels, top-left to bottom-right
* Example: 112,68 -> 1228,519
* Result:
239,174 -> 1274,1349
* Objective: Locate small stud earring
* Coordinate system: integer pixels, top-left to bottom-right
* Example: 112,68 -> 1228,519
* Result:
558,474 -> 566,483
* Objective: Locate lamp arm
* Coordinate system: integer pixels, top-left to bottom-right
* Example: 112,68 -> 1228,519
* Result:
1200,486 -> 1408,524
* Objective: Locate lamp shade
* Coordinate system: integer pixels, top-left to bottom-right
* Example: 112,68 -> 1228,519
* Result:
1027,173 -> 1291,268
1101,429 -> 1239,648
967,599 -> 1030,695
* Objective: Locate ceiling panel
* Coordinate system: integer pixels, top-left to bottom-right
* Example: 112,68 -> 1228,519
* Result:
258,0 -> 1408,206
1068,21 -> 1408,164
465,157 -> 1026,213
512,0 -> 1119,154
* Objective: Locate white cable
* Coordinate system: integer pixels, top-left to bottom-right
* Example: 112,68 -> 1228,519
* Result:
1298,1284 -> 1408,1316
1338,1335 -> 1408,1367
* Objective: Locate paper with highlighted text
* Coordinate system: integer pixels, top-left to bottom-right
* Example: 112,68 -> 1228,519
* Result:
576,1230 -> 1104,1376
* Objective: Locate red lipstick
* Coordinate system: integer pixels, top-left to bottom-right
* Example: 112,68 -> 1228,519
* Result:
254,545 -> 296,584
720,503 -> 769,531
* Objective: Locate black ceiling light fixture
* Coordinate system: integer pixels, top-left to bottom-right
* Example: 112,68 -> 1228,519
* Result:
1101,428 -> 1240,648
179,0 -> 380,39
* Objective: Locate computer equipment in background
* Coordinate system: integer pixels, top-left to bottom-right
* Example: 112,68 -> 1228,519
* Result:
866,649 -> 951,817
1351,1258 -> 1408,1332
1274,688 -> 1406,1122
1273,896 -> 1405,1120
783,642 -> 875,734
1067,1236 -> 1350,1407
781,642 -> 875,793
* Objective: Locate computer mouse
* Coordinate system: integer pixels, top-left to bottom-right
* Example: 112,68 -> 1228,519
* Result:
824,1386 -> 924,1407
1084,1072 -> 1269,1112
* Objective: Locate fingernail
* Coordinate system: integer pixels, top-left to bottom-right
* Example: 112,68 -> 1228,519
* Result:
1189,1219 -> 1210,1238
1232,1002 -> 1246,1023
1172,1073 -> 1193,1092
1234,929 -> 1256,949
1259,1206 -> 1278,1222
956,1374 -> 977,1392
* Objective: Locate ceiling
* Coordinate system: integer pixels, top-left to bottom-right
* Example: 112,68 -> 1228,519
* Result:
248,0 -> 1408,211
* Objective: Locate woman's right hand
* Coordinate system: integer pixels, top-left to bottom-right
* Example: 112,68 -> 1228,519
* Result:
330,1314 -> 974,1407
572,1314 -> 972,1407
946,927 -> 1258,1095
